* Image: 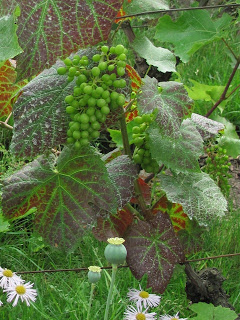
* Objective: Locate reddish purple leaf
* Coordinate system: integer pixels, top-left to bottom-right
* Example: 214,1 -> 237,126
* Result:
125,212 -> 185,293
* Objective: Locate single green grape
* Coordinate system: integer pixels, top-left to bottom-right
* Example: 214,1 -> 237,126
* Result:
115,44 -> 125,55
57,67 -> 67,75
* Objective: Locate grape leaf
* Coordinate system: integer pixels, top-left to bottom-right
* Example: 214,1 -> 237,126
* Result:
125,212 -> 185,293
131,36 -> 176,73
154,11 -> 232,62
148,119 -> 203,173
160,171 -> 227,225
2,146 -> 119,249
9,56 -> 83,158
2,0 -> 123,80
152,195 -> 190,232
0,14 -> 23,62
0,60 -> 27,118
189,302 -> 238,320
106,155 -> 138,208
123,0 -> 169,18
137,76 -> 193,137
190,113 -> 224,140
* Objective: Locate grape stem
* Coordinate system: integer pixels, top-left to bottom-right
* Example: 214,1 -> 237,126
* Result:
119,106 -> 132,157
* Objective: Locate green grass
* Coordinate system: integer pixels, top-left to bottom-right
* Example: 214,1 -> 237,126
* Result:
0,207 -> 240,319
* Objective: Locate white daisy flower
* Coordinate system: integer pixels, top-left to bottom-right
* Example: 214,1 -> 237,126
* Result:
4,281 -> 37,307
0,300 -> 3,306
159,312 -> 187,320
127,286 -> 161,309
124,305 -> 157,320
0,267 -> 22,289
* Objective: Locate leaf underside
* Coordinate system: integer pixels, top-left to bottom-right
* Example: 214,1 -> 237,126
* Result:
125,212 -> 185,293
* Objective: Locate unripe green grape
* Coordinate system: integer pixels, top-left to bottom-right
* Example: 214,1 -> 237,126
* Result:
65,95 -> 74,104
137,149 -> 145,156
87,97 -> 97,108
89,115 -> 97,123
117,67 -> 125,76
98,62 -> 107,71
79,99 -> 86,107
110,73 -> 117,81
74,141 -> 81,149
101,45 -> 109,53
110,101 -> 119,110
92,54 -> 101,62
71,122 -> 81,131
64,58 -> 72,66
74,87 -> 82,96
91,67 -> 101,77
73,113 -> 82,122
83,94 -> 90,103
81,123 -> 90,130
57,66 -> 67,75
134,116 -> 143,124
67,129 -> 73,137
118,53 -> 126,61
80,59 -> 89,66
143,157 -> 150,165
80,138 -> 89,146
95,110 -> 103,120
86,107 -> 96,116
95,86 -> 104,96
67,137 -> 74,144
102,74 -> 110,82
132,126 -> 140,134
71,100 -> 79,108
102,90 -> 110,99
119,79 -> 126,88
117,60 -> 126,68
144,150 -> 150,157
91,121 -> 101,130
83,85 -> 93,95
140,123 -> 147,133
142,114 -> 152,123
72,130 -> 81,140
113,80 -> 120,88
81,131 -> 89,139
77,74 -> 87,84
68,67 -> 77,77
115,44 -> 125,55
91,130 -> 100,139
72,58 -> 79,66
110,46 -> 116,54
101,106 -> 110,115
101,84 -> 108,90
67,76 -> 74,82
110,91 -> 119,101
117,94 -> 125,106
97,99 -> 106,108
108,64 -> 115,71
134,137 -> 144,147
79,113 -> 90,124
133,154 -> 142,164
99,114 -> 106,123
66,106 -> 76,114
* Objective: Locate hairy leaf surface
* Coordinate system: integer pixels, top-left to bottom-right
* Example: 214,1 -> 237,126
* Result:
190,113 -> 224,140
106,155 -> 138,208
154,11 -> 232,62
125,212 -> 185,293
2,0 -> 123,80
148,119 -> 203,173
138,76 -> 193,137
0,14 -> 22,62
131,36 -> 176,73
123,0 -> 169,18
2,146 -> 119,249
160,172 -> 227,224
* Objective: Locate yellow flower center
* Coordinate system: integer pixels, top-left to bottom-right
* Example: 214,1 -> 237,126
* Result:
139,291 -> 149,299
88,266 -> 101,273
2,269 -> 13,277
136,313 -> 146,320
171,318 -> 178,320
107,237 -> 125,245
15,285 -> 26,295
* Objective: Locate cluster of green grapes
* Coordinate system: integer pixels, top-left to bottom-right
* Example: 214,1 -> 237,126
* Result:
132,113 -> 159,174
57,45 -> 128,148
203,143 -> 232,195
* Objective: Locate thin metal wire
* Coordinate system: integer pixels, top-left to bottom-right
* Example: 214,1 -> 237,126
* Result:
115,3 -> 240,20
16,252 -> 240,274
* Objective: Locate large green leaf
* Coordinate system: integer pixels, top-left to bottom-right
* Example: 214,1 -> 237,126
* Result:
160,172 -> 227,225
2,0 -> 123,80
0,14 -> 22,62
148,119 -> 203,173
123,0 -> 169,18
189,302 -> 238,320
137,76 -> 193,137
131,36 -> 176,73
154,10 -> 232,62
2,146 -> 119,249
125,212 -> 185,294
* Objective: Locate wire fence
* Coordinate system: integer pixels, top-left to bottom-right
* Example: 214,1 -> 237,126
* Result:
115,3 -> 240,20
16,252 -> 240,275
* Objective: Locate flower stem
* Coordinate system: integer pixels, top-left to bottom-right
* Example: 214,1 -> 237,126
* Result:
104,264 -> 118,320
87,283 -> 95,320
